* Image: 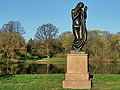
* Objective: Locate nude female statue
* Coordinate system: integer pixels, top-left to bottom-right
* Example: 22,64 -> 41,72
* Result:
71,2 -> 88,52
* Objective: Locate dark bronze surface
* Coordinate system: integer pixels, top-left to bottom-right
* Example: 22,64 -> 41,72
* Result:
71,2 -> 88,52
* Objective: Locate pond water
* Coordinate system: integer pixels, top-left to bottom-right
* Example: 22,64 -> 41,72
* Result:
89,61 -> 120,74
0,63 -> 66,75
0,61 -> 120,75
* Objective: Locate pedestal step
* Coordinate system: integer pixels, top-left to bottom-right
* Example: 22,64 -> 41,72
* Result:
65,73 -> 89,80
63,80 -> 91,89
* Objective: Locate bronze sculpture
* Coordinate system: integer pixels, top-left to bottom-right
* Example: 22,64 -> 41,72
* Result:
71,2 -> 88,52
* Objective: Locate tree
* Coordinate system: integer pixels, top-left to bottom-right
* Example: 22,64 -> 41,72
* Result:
109,33 -> 120,60
83,30 -> 112,73
0,31 -> 26,58
60,31 -> 74,53
35,23 -> 58,41
26,38 -> 36,56
84,30 -> 111,58
35,23 -> 59,58
1,21 -> 25,35
34,39 -> 62,58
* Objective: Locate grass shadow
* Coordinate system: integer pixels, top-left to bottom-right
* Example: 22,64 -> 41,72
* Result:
90,74 -> 93,88
0,74 -> 14,82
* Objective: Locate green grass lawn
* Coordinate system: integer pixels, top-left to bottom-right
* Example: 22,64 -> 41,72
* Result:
0,74 -> 120,90
45,58 -> 67,64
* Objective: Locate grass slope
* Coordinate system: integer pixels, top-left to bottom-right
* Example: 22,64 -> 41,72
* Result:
0,74 -> 120,90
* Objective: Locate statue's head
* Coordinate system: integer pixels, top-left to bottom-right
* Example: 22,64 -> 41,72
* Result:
76,2 -> 84,10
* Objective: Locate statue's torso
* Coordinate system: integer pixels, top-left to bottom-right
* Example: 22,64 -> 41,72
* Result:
73,10 -> 84,27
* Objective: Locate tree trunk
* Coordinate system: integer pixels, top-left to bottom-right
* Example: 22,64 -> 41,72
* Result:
46,44 -> 50,58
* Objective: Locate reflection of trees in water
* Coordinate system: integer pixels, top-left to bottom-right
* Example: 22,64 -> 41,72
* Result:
0,63 -> 66,75
48,64 -> 66,74
0,64 -> 18,74
0,63 -> 47,75
89,61 -> 120,74
0,62 -> 120,75
26,64 -> 47,74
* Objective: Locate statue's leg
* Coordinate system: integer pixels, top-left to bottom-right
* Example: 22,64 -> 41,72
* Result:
73,27 -> 78,39
76,27 -> 80,39
80,25 -> 84,39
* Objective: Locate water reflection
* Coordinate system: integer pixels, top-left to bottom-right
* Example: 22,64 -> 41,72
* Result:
89,61 -> 120,74
0,61 -> 120,75
0,63 -> 66,75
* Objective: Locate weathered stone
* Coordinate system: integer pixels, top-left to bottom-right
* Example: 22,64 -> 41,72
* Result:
63,53 -> 91,89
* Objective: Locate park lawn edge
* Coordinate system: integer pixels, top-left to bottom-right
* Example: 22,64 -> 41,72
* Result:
0,74 -> 120,90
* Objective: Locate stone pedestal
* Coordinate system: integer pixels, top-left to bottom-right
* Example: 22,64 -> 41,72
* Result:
63,53 -> 91,89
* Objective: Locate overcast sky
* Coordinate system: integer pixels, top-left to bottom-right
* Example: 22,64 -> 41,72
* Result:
0,0 -> 120,41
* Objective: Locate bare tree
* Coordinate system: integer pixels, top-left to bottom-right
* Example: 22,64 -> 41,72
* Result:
35,23 -> 58,41
35,23 -> 59,58
1,21 -> 25,35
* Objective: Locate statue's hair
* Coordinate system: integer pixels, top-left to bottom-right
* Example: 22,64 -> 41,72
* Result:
75,2 -> 84,9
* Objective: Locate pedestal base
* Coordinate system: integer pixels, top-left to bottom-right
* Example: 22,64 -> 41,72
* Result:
63,80 -> 91,89
63,53 -> 92,89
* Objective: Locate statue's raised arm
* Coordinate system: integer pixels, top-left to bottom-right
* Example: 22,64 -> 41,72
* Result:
71,9 -> 79,20
84,6 -> 87,20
